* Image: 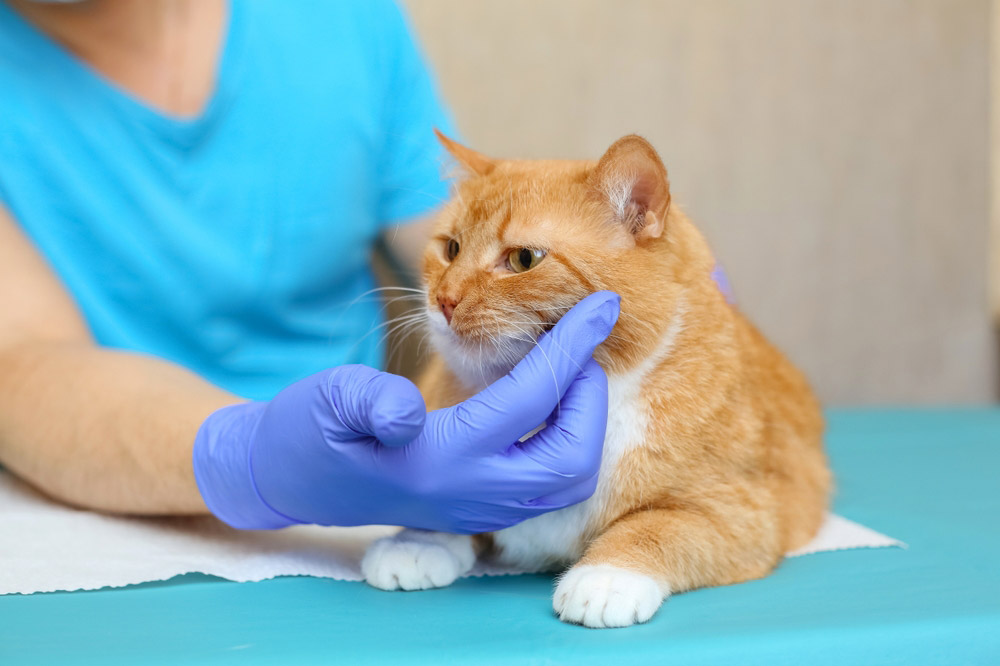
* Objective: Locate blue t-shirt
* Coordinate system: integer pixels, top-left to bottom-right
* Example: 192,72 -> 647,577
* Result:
0,0 -> 452,400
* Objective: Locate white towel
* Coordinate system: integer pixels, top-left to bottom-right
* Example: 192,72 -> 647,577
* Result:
0,471 -> 903,595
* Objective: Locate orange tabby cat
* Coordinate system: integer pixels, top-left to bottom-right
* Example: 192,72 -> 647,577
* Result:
360,132 -> 830,628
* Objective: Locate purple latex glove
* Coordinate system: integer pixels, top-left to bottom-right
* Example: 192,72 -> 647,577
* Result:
193,291 -> 620,533
711,263 -> 735,305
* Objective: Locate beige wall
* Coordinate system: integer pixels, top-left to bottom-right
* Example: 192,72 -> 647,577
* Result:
993,0 -> 1000,325
402,0 -> 997,405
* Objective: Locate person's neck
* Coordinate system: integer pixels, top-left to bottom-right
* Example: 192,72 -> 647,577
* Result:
10,0 -> 195,58
7,0 -> 226,117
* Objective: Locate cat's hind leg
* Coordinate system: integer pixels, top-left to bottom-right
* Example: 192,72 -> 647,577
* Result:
362,530 -> 475,591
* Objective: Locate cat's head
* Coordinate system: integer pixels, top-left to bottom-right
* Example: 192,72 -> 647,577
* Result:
422,132 -> 690,388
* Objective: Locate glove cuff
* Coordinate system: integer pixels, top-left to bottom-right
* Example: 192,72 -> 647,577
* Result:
193,402 -> 299,530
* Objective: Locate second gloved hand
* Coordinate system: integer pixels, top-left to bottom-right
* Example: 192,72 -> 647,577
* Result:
194,291 -> 620,533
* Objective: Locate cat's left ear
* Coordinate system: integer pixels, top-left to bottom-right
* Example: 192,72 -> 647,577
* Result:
589,134 -> 671,242
435,129 -> 496,177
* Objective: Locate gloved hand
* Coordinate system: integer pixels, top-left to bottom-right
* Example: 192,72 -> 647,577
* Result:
193,291 -> 621,533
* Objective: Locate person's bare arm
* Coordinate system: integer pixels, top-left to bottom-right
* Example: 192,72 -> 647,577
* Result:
0,205 -> 239,514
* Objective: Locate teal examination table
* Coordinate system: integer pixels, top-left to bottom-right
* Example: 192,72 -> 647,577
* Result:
1,408 -> 998,665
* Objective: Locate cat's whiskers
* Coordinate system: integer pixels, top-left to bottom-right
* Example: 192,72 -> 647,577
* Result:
328,286 -> 427,335
501,318 -> 633,347
375,321 -> 429,362
377,311 -> 431,344
348,285 -> 427,306
351,307 -> 428,353
493,314 -> 589,378
371,294 -> 429,324
477,316 -> 490,391
379,313 -> 435,372
382,308 -> 435,374
490,317 -> 563,414
532,304 -> 661,341
379,294 -> 425,314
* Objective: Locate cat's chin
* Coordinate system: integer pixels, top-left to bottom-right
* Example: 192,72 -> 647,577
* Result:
426,309 -> 537,391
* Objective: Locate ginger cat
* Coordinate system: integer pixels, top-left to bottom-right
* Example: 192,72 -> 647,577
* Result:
361,133 -> 830,628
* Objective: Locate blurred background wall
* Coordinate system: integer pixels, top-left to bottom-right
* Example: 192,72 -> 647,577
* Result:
399,0 -> 998,406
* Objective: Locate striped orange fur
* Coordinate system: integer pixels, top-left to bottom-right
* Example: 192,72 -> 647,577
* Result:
363,133 -> 830,628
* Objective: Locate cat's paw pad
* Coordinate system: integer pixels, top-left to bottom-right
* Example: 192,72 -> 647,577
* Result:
553,564 -> 668,628
361,532 -> 473,592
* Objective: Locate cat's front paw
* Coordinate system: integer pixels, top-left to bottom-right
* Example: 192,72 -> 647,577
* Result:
553,564 -> 669,628
361,530 -> 475,591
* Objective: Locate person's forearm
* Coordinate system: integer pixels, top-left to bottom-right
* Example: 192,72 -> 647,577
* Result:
0,340 -> 240,514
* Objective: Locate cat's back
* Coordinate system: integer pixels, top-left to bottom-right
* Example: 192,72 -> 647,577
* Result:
730,310 -> 829,551
733,309 -> 823,439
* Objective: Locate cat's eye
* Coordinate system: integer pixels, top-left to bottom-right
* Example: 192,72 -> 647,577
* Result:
446,239 -> 460,261
507,247 -> 547,273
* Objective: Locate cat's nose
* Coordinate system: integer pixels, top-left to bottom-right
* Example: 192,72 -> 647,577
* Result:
437,294 -> 459,325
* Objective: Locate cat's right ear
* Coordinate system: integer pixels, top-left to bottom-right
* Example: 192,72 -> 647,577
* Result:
435,129 -> 496,177
590,134 -> 671,242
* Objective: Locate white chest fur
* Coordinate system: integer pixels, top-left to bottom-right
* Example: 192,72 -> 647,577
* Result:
491,310 -> 685,570
491,375 -> 648,569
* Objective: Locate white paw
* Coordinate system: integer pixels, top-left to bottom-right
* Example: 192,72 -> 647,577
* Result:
361,530 -> 475,591
553,564 -> 669,628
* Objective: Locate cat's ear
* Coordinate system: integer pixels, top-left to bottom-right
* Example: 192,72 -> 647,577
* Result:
435,129 -> 496,177
590,134 -> 670,241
